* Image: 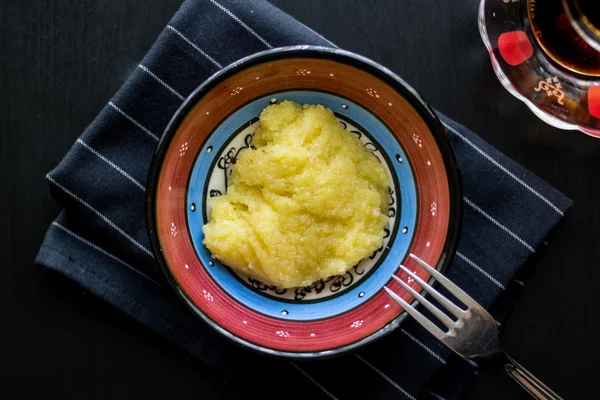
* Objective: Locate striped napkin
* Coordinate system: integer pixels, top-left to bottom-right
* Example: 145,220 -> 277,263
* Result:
36,0 -> 571,398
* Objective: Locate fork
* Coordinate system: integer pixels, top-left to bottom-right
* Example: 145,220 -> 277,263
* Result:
384,254 -> 563,400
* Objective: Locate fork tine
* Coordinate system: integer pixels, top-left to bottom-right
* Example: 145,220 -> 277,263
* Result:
409,254 -> 479,309
383,287 -> 446,339
390,274 -> 456,328
397,265 -> 466,318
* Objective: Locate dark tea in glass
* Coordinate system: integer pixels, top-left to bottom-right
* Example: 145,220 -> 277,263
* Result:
528,0 -> 600,77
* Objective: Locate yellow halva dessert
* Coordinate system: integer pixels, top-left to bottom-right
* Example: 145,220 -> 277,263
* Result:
202,101 -> 390,288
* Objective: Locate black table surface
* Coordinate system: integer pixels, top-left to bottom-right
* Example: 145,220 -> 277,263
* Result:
2,0 -> 598,398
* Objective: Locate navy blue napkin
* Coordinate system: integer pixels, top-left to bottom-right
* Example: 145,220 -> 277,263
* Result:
36,0 -> 571,399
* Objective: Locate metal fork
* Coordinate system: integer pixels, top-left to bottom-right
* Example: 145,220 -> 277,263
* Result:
384,254 -> 563,400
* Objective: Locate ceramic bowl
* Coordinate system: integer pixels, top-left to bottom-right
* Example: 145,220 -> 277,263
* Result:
146,46 -> 462,358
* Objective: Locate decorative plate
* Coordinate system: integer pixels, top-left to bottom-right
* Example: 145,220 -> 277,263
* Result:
146,46 -> 462,358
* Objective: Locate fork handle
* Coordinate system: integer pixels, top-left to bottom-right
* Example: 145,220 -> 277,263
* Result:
502,353 -> 563,400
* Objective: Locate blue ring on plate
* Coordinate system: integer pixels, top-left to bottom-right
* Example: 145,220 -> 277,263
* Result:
186,90 -> 417,321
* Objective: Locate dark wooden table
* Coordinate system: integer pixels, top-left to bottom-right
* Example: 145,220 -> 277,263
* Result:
2,0 -> 598,398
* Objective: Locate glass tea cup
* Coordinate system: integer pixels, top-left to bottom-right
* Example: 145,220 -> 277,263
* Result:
479,0 -> 600,137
